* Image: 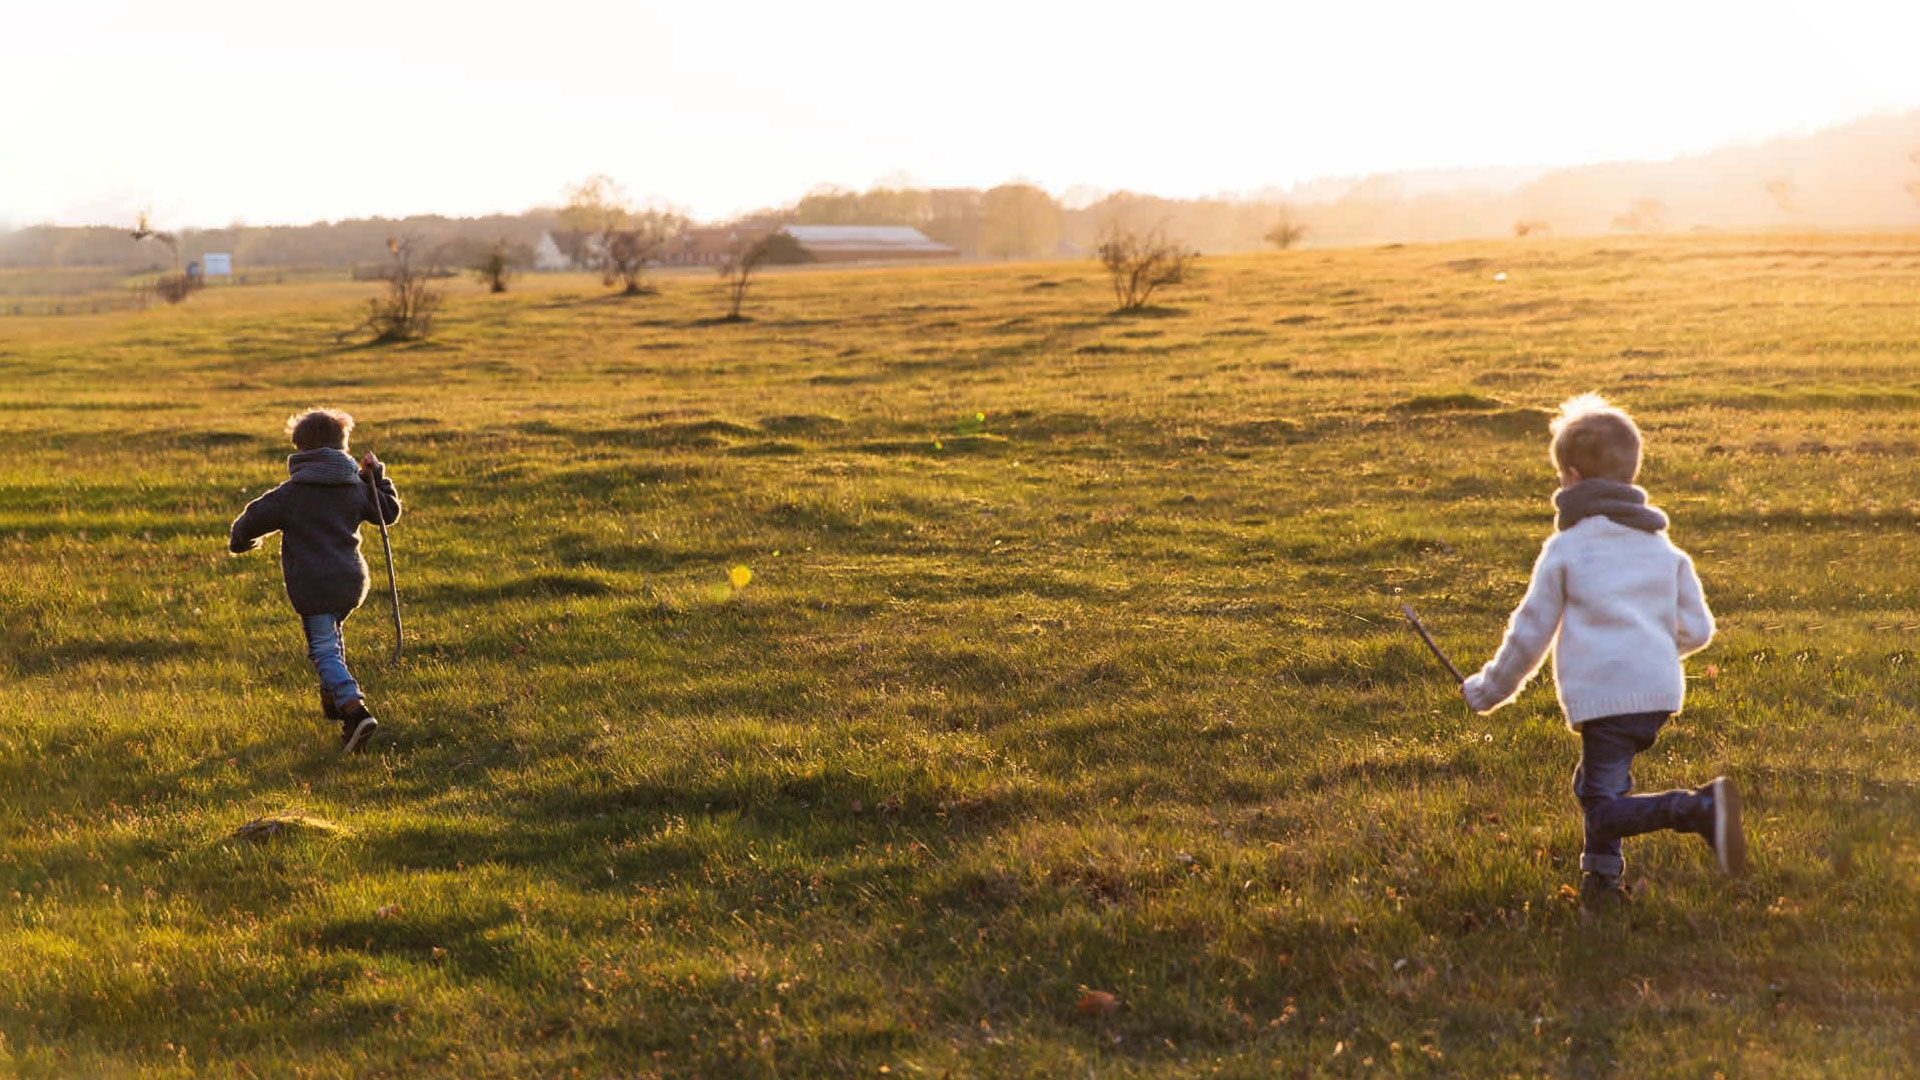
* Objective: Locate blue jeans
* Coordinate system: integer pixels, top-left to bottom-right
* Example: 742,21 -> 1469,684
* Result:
1574,712 -> 1707,879
300,613 -> 362,708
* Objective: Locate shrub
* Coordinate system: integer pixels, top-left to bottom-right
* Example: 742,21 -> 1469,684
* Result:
473,239 -> 520,294
344,237 -> 442,343
1095,227 -> 1197,312
1264,209 -> 1307,250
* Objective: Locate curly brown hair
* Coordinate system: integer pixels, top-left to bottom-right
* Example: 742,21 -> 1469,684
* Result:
286,408 -> 354,451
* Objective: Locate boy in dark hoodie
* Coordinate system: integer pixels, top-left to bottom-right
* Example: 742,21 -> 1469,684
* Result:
230,409 -> 402,753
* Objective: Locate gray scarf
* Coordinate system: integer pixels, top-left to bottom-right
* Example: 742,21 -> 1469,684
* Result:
288,447 -> 362,486
1553,478 -> 1668,533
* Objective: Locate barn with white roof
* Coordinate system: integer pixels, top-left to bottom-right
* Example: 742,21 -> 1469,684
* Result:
780,226 -> 958,263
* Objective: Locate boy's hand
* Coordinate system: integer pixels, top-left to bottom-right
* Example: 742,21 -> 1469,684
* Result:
359,451 -> 385,481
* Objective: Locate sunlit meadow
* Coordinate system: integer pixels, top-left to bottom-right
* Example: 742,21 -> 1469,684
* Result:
2,234 -> 1917,1077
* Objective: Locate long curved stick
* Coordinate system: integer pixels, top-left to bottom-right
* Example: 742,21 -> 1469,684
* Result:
368,470 -> 402,663
1400,603 -> 1462,684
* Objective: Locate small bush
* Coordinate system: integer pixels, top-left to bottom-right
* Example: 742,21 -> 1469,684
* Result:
151,272 -> 201,305
1095,227 -> 1198,312
473,239 -> 520,294
345,237 -> 442,343
1264,209 -> 1307,250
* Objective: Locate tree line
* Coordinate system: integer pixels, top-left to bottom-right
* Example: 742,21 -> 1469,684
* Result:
0,213 -> 559,271
0,186 -> 1298,271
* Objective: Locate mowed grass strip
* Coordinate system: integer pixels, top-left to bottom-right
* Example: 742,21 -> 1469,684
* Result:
1,235 -> 1918,1078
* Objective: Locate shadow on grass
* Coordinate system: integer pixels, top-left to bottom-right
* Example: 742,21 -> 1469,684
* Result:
412,571 -> 619,606
1297,747 -> 1482,793
549,531 -> 751,574
512,416 -> 762,451
310,905 -> 535,981
12,635 -> 203,676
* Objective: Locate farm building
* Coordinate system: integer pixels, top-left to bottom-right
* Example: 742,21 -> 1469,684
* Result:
781,225 -> 958,262
658,224 -> 959,266
660,226 -> 766,266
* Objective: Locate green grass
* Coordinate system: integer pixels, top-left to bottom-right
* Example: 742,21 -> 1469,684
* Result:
2,235 -> 1918,1077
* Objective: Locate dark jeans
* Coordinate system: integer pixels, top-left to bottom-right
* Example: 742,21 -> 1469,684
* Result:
1574,711 -> 1707,879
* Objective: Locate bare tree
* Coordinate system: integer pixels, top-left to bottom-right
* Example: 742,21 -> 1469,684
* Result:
714,228 -> 807,321
559,174 -> 629,237
559,174 -> 685,295
130,210 -> 179,266
131,210 -> 200,305
343,236 -> 442,343
474,239 -> 518,293
1095,226 -> 1197,312
1512,219 -> 1551,238
1263,207 -> 1308,250
600,209 -> 685,295
718,231 -> 775,322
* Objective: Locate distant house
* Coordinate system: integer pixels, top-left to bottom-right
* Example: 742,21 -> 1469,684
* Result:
532,232 -> 571,271
782,225 -> 958,262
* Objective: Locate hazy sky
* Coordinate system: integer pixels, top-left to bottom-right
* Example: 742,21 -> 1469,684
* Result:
5,0 -> 1919,227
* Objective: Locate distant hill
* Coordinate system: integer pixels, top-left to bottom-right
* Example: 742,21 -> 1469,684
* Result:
1249,109 -> 1920,246
1499,110 -> 1920,234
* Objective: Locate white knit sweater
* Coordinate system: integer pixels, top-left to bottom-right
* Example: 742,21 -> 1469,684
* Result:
1462,516 -> 1714,726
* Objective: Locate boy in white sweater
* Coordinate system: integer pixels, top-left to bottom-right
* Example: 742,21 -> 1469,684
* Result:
1462,393 -> 1745,905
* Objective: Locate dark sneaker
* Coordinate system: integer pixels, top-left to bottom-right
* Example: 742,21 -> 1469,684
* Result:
340,700 -> 378,754
1578,872 -> 1630,909
1701,776 -> 1747,876
320,692 -> 341,721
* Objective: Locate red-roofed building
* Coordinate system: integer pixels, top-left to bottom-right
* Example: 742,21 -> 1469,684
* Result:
660,226 -> 771,266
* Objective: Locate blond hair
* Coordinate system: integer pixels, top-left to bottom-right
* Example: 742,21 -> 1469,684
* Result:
287,408 -> 354,451
1549,393 -> 1640,482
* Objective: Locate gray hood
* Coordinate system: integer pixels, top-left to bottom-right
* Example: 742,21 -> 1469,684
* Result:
288,447 -> 362,486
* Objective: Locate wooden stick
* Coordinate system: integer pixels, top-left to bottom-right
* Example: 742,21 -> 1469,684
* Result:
1400,604 -> 1463,684
367,469 -> 402,663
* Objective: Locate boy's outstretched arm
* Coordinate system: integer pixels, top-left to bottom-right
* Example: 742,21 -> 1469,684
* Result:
1675,552 -> 1715,656
1462,542 -> 1566,713
229,491 -> 282,554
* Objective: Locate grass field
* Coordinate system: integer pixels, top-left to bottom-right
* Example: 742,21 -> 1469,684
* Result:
2,234 -> 1918,1078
